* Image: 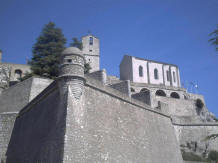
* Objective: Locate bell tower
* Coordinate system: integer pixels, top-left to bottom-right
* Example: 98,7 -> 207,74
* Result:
82,35 -> 100,73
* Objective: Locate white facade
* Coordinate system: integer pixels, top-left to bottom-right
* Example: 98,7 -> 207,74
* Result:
120,55 -> 181,87
82,35 -> 100,72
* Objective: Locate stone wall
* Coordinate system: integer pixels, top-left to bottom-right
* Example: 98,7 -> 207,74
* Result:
109,80 -> 130,97
80,80 -> 183,163
6,86 -> 65,163
0,112 -> 17,162
0,77 -> 52,113
174,124 -> 218,155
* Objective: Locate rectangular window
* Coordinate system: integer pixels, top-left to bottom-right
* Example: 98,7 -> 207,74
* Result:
166,70 -> 170,81
89,37 -> 93,45
173,72 -> 176,82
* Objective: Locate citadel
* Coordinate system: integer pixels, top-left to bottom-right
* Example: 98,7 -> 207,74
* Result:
0,34 -> 217,163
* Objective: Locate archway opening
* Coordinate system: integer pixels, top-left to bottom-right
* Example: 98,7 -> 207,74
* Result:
155,90 -> 166,97
170,92 -> 180,99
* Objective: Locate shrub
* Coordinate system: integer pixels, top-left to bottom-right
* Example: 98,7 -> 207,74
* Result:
208,150 -> 218,161
182,151 -> 208,162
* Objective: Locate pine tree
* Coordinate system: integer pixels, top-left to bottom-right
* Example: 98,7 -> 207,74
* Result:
29,22 -> 66,78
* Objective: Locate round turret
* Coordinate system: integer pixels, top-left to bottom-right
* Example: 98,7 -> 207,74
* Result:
59,47 -> 85,79
58,47 -> 85,100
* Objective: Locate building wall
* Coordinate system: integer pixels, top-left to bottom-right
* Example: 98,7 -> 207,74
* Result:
132,57 -> 148,83
1,63 -> 31,81
119,55 -> 133,81
82,35 -> 100,72
148,62 -> 164,85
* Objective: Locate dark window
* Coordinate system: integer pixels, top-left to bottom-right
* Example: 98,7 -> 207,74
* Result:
154,68 -> 158,80
14,69 -> 22,79
139,66 -> 143,77
170,92 -> 180,99
67,59 -> 72,63
89,37 -> 93,45
156,90 -> 166,97
173,72 -> 176,82
131,87 -> 135,92
89,49 -> 92,52
166,70 -> 170,81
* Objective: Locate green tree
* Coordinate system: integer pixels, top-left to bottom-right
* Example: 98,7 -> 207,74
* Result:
70,37 -> 92,74
29,22 -> 66,79
209,25 -> 218,51
70,37 -> 83,50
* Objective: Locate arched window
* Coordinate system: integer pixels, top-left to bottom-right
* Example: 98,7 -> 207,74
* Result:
173,71 -> 176,82
14,69 -> 22,80
154,68 -> 158,80
131,87 -> 135,92
170,92 -> 180,99
155,90 -> 166,97
89,37 -> 93,45
139,66 -> 143,77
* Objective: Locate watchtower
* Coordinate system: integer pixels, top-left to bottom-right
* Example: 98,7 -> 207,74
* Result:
82,35 -> 100,73
58,47 -> 85,100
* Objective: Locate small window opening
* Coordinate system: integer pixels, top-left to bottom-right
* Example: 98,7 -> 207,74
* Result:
154,68 -> 158,80
173,72 -> 176,82
89,37 -> 93,45
139,66 -> 143,77
67,59 -> 72,63
166,70 -> 170,81
89,49 -> 92,52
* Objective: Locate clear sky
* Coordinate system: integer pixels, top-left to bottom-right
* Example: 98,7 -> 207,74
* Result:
0,0 -> 218,116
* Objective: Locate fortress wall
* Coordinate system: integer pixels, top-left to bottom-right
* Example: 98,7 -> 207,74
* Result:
174,124 -> 218,152
86,69 -> 106,84
155,96 -> 197,117
6,87 -> 65,163
81,84 -> 183,163
131,91 -> 151,105
109,80 -> 130,96
0,77 -> 52,114
0,112 -> 17,162
29,77 -> 53,101
0,78 -> 33,113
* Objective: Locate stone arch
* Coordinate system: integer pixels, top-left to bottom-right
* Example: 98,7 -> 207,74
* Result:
140,88 -> 150,93
14,69 -> 22,80
155,90 -> 166,97
170,92 -> 180,99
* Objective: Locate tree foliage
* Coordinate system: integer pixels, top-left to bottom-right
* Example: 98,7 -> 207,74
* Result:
209,25 -> 218,51
29,22 -> 66,79
70,37 -> 92,74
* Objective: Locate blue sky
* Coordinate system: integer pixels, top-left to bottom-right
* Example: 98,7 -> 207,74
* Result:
0,0 -> 218,116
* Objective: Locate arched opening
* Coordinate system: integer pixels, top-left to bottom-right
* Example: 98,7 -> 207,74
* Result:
139,66 -> 143,77
140,88 -> 149,93
155,90 -> 166,97
131,87 -> 135,92
170,92 -> 180,99
154,68 -> 158,80
14,69 -> 22,80
195,99 -> 204,115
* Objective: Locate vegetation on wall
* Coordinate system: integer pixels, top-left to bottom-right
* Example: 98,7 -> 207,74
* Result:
209,25 -> 218,52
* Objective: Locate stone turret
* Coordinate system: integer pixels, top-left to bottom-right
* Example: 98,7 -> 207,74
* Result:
58,47 -> 85,99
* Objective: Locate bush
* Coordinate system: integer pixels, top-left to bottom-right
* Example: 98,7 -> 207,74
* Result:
182,151 -> 208,162
208,150 -> 218,161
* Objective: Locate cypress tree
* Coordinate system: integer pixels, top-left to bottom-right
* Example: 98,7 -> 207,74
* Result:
29,22 -> 66,78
